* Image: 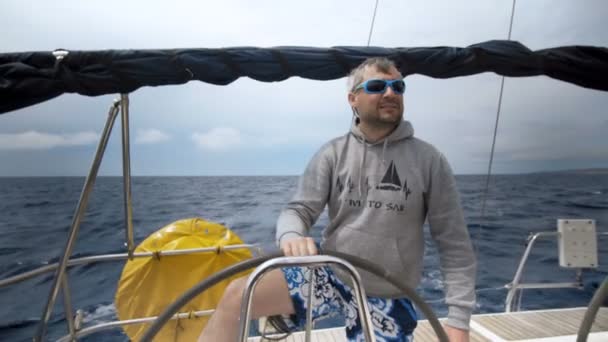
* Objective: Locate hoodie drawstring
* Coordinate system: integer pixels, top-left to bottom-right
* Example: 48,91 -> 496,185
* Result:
358,137 -> 389,198
359,137 -> 367,198
381,138 -> 388,166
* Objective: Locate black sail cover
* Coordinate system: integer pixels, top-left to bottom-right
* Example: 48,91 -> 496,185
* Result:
1,40 -> 607,114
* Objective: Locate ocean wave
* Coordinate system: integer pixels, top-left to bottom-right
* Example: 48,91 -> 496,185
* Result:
23,201 -> 51,208
467,223 -> 504,230
0,247 -> 22,256
0,258 -> 65,278
0,318 -> 39,330
82,303 -> 117,325
566,202 -> 608,209
420,270 -> 444,291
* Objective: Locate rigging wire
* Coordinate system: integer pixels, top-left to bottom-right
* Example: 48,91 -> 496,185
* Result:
367,0 -> 380,46
479,0 -> 517,247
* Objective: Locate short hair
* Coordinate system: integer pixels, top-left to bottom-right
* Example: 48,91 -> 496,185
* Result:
347,57 -> 400,92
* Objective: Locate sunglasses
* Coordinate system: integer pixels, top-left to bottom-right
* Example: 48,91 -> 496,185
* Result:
354,79 -> 406,95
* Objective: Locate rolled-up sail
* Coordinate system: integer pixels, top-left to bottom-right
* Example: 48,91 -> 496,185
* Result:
1,40 -> 607,114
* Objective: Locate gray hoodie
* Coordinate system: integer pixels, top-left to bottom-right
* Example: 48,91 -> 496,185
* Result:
276,120 -> 476,330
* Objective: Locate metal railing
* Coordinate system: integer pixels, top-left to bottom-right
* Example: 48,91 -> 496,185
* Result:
504,231 -> 608,312
34,97 -> 122,341
0,243 -> 262,341
0,244 -> 262,288
20,243 -> 263,341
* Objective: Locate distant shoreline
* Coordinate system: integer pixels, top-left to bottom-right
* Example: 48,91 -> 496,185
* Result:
525,168 -> 608,175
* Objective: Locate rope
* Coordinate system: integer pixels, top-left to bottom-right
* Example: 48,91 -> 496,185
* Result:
366,0 -> 380,46
478,0 -> 517,255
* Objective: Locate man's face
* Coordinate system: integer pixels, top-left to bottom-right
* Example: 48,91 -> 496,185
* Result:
348,65 -> 404,128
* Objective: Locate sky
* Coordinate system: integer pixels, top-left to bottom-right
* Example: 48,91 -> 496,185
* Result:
0,0 -> 607,176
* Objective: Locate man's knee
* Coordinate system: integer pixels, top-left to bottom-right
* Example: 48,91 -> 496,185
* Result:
219,276 -> 248,313
217,269 -> 293,319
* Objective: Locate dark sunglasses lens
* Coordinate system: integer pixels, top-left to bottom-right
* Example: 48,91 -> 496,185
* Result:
392,80 -> 405,93
366,80 -> 387,93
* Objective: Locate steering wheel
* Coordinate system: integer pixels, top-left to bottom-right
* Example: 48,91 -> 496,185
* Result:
140,251 -> 449,342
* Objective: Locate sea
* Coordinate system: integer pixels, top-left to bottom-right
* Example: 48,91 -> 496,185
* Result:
0,173 -> 607,341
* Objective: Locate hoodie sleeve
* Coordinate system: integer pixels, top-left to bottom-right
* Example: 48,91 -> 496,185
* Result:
276,145 -> 332,246
426,153 -> 477,331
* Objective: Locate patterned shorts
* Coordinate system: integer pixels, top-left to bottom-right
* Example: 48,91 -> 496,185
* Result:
281,266 -> 417,342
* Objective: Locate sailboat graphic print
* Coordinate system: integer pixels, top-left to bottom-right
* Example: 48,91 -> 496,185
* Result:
376,161 -> 402,191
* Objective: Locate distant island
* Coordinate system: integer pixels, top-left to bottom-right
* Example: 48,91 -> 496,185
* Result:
528,168 -> 608,175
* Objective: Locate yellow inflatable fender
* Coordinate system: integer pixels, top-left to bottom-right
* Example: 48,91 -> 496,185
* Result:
115,218 -> 253,341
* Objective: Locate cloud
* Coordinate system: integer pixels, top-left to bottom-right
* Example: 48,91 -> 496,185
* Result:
0,131 -> 98,150
135,129 -> 170,144
2,1 -> 607,175
192,127 -> 242,151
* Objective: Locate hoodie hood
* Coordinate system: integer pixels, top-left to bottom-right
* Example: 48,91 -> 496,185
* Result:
350,120 -> 414,145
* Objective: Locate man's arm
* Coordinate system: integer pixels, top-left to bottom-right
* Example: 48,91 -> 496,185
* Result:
276,145 -> 332,248
445,325 -> 470,342
426,153 -> 477,332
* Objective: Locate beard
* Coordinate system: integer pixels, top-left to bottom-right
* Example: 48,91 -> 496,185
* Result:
361,108 -> 403,128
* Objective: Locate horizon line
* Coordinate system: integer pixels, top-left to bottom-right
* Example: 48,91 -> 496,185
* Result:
1,167 -> 607,178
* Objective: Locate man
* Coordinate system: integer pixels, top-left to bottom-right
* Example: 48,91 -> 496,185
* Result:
199,57 -> 476,342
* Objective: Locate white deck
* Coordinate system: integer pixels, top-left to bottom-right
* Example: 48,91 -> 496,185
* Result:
248,307 -> 608,341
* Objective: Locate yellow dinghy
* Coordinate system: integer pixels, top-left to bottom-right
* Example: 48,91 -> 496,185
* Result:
115,218 -> 253,341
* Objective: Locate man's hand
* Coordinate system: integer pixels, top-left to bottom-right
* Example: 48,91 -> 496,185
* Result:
280,237 -> 318,256
444,325 -> 469,342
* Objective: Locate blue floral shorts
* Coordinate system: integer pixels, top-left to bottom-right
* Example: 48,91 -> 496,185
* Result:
281,266 -> 417,342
